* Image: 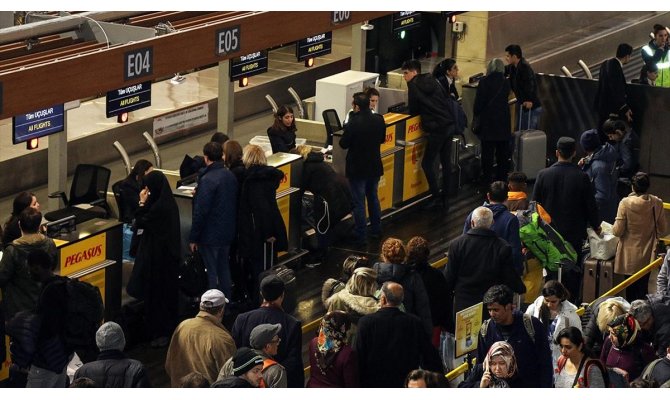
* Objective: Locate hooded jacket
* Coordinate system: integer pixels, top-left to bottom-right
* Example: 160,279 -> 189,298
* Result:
301,151 -> 353,225
613,193 -> 667,275
582,142 -> 619,222
464,203 -> 523,275
373,262 -> 432,336
642,38 -> 670,87
525,295 -> 582,369
237,164 -> 288,257
407,73 -> 454,135
0,233 -> 57,319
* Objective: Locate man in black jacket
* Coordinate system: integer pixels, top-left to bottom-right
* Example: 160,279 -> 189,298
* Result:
505,44 -> 542,130
444,206 -> 525,324
594,43 -> 633,136
402,59 -> 454,211
339,92 -> 386,244
532,137 -> 601,303
231,276 -> 303,388
25,248 -> 71,387
356,281 -> 441,387
74,322 -> 150,387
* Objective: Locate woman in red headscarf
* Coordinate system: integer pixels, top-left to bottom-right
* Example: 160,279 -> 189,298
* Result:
306,311 -> 359,388
600,313 -> 656,380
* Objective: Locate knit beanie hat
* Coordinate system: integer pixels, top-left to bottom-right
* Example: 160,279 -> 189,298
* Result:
96,322 -> 126,352
580,129 -> 601,153
232,347 -> 264,376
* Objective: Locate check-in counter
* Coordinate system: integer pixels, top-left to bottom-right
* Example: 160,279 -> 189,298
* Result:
159,154 -> 304,262
332,112 -> 429,212
53,218 -> 123,320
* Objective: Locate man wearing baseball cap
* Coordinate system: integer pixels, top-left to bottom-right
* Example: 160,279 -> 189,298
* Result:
232,275 -> 303,387
165,289 -> 236,387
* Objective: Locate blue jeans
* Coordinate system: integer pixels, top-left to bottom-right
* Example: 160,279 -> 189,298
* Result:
199,244 -> 232,298
348,177 -> 381,240
517,106 -> 543,131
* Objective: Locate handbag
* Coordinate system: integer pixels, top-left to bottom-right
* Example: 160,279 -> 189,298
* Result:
179,250 -> 209,297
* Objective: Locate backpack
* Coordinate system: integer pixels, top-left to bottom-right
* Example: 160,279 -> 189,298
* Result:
62,278 -> 105,352
480,313 -> 535,344
445,95 -> 468,136
178,250 -> 209,297
556,355 -> 628,388
516,201 -> 578,272
641,359 -> 670,388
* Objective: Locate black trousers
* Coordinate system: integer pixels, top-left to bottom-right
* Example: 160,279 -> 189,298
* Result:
421,133 -> 452,200
481,140 -> 511,183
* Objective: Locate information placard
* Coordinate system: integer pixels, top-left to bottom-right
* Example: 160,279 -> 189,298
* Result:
392,12 -> 422,32
229,50 -> 268,81
12,104 -> 64,144
124,47 -> 153,81
106,81 -> 152,118
296,32 -> 332,61
455,302 -> 483,357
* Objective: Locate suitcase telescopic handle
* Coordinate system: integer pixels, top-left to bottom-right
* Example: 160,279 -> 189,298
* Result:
518,106 -> 532,131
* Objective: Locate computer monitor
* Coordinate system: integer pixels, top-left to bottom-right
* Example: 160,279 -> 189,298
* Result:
44,215 -> 76,238
387,102 -> 408,114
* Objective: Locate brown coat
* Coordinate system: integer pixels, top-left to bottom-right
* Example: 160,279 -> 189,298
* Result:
165,311 -> 236,387
612,193 -> 667,275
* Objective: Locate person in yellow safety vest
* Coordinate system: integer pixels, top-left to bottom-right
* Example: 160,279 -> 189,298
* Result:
249,323 -> 287,388
641,24 -> 670,87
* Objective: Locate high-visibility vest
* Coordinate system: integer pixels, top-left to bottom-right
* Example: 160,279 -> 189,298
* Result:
643,44 -> 670,87
258,358 -> 278,388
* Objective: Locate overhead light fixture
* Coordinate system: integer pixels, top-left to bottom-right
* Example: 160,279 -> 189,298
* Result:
304,58 -> 314,68
361,20 -> 374,31
239,77 -> 249,87
170,73 -> 186,85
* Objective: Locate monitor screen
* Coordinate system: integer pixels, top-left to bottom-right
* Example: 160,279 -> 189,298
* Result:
12,104 -> 65,144
387,102 -> 408,114
44,214 -> 76,238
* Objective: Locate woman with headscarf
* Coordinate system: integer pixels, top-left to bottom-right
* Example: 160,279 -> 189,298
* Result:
600,313 -> 656,380
459,341 -> 521,387
324,267 -> 379,344
306,311 -> 358,388
130,170 -> 181,348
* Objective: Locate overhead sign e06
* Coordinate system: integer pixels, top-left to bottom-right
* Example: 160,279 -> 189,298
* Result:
296,32 -> 332,61
12,104 -> 65,144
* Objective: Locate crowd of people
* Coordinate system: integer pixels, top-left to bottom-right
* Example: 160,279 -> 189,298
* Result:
1,27 -> 669,389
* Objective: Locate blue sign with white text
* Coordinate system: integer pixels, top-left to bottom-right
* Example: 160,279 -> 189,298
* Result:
12,104 -> 65,144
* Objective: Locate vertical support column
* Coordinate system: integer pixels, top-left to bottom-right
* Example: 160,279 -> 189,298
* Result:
217,60 -> 235,137
48,114 -> 67,211
351,23 -> 366,72
453,12 -> 490,83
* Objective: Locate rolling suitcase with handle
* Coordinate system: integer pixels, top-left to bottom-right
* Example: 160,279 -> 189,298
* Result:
513,109 -> 546,180
582,257 -> 600,303
598,258 -> 615,296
